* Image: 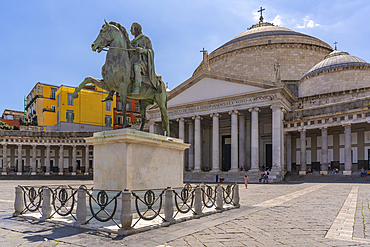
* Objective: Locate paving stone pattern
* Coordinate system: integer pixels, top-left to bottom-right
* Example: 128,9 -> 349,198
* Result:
0,181 -> 370,246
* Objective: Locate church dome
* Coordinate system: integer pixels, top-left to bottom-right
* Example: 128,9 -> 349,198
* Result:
298,50 -> 370,97
195,21 -> 333,82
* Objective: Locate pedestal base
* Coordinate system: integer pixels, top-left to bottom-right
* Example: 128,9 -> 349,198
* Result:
58,172 -> 63,176
16,172 -> 22,175
86,129 -> 190,191
320,171 -> 328,175
44,172 -> 50,175
71,172 -> 76,176
84,173 -> 89,175
298,171 -> 306,175
343,170 -> 352,175
31,172 -> 36,175
1,172 -> 6,175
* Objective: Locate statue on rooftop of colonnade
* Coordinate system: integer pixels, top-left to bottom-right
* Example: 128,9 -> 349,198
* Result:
71,20 -> 169,135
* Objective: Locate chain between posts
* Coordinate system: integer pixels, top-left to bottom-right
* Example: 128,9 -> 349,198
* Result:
15,183 -> 239,229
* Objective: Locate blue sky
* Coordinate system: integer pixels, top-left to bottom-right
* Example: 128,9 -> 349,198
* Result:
1,0 -> 370,113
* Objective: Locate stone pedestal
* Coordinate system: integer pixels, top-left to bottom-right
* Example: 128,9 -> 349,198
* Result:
86,129 -> 190,191
320,171 -> 328,175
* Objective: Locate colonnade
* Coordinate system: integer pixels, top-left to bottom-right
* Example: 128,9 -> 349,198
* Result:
0,143 -> 91,175
151,104 -> 284,173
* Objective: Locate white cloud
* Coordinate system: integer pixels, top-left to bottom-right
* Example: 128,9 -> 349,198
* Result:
252,11 -> 259,22
296,16 -> 320,29
271,15 -> 283,26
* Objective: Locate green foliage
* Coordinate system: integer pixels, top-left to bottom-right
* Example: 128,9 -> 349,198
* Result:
0,120 -> 15,130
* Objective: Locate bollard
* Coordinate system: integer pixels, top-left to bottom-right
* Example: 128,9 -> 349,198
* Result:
40,187 -> 52,221
74,188 -> 87,227
215,185 -> 223,211
232,183 -> 240,207
200,182 -> 205,201
13,186 -> 24,216
119,188 -> 132,235
164,187 -> 175,223
193,186 -> 202,216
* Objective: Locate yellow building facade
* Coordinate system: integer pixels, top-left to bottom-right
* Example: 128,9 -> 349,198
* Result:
25,82 -> 59,130
55,85 -> 115,131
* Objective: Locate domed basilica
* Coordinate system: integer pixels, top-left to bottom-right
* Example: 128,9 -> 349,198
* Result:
148,11 -> 370,181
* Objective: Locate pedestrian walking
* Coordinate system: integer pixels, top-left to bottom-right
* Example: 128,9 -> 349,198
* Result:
244,175 -> 249,188
216,174 -> 219,183
361,167 -> 365,178
328,162 -> 331,171
263,169 -> 269,183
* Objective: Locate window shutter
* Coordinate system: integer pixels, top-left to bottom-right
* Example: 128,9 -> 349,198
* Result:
72,113 -> 74,120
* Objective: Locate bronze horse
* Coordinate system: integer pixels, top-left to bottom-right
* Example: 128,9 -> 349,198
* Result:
72,20 -> 169,135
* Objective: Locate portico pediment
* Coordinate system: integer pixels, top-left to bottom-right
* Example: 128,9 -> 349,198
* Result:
168,77 -> 266,107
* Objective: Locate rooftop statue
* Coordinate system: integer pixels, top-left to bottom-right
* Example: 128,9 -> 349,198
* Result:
72,20 -> 169,135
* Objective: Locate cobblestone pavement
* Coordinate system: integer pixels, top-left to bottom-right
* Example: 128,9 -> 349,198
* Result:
0,180 -> 370,246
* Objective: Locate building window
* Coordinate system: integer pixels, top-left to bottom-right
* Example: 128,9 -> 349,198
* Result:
357,114 -> 362,118
318,120 -> 322,124
117,102 -> 122,111
116,116 -> 123,125
127,116 -> 131,123
340,116 -> 345,121
51,88 -> 57,99
57,95 -> 59,107
66,110 -> 74,123
67,93 -> 73,106
333,117 -> 337,122
366,112 -> 370,117
297,123 -> 301,127
105,115 -> 112,127
126,102 -> 130,111
310,120 -> 315,125
51,105 -> 55,112
304,122 -> 308,126
57,111 -> 59,123
290,123 -> 294,127
348,115 -> 353,119
268,40 -> 271,44
135,103 -> 140,112
325,118 -> 329,123
106,101 -> 111,111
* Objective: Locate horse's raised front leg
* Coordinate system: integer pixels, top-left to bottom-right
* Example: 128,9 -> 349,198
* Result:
101,90 -> 115,102
72,76 -> 105,99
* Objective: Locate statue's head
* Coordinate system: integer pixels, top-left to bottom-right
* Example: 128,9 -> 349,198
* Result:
130,22 -> 142,36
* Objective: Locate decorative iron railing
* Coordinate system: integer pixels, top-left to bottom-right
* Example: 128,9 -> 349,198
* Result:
13,183 -> 240,235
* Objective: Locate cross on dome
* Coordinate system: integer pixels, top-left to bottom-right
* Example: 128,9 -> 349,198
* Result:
334,41 -> 338,50
258,7 -> 265,22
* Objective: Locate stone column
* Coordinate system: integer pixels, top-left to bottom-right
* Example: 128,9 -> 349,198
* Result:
2,144 -> 7,174
84,145 -> 89,175
299,130 -> 306,175
344,124 -> 352,175
187,120 -> 194,170
229,110 -> 239,172
177,118 -> 185,140
72,145 -> 77,175
177,118 -> 185,170
238,114 -> 245,171
193,115 -> 202,172
210,113 -> 220,172
249,108 -> 260,172
45,145 -> 50,175
149,120 -> 156,134
17,144 -> 22,175
245,119 -> 251,170
58,145 -> 64,175
31,145 -> 37,175
271,104 -> 283,171
321,127 -> 328,174
286,133 -> 292,172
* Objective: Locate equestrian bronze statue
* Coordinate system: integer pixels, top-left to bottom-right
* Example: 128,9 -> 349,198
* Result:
72,20 -> 169,135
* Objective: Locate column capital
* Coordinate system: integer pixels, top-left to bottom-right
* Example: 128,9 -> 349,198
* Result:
321,126 -> 328,130
192,115 -> 203,121
185,119 -> 193,125
248,107 -> 260,113
17,143 -> 22,147
2,143 -> 7,147
298,128 -> 306,132
343,123 -> 351,127
228,110 -> 239,115
176,118 -> 185,122
210,113 -> 221,118
270,103 -> 282,111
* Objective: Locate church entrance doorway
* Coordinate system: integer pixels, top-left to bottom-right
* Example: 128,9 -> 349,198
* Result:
266,144 -> 272,170
222,135 -> 231,171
